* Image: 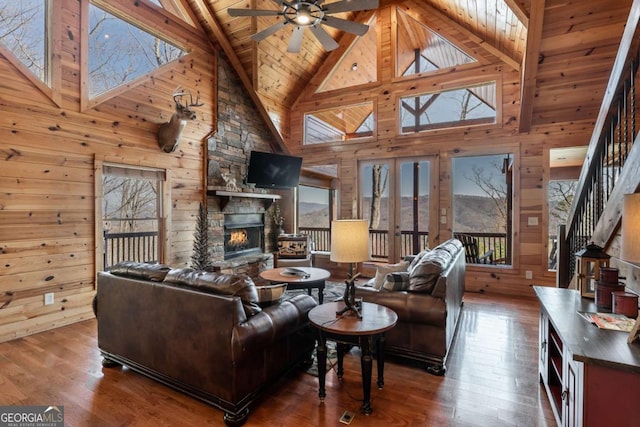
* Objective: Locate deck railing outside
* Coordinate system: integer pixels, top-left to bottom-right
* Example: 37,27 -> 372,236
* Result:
299,227 -> 508,264
103,230 -> 158,268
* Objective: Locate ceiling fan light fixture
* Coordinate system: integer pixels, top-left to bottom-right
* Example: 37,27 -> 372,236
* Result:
231,0 -> 379,52
295,9 -> 312,25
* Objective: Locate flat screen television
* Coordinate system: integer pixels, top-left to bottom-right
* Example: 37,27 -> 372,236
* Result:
246,151 -> 303,189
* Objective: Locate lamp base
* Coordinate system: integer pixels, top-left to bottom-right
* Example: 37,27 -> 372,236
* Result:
336,272 -> 362,319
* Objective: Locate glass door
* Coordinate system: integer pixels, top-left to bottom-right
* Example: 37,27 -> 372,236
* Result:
360,157 -> 434,262
397,158 -> 431,258
360,161 -> 392,261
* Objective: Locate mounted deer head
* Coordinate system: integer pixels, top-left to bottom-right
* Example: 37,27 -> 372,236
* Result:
157,92 -> 204,153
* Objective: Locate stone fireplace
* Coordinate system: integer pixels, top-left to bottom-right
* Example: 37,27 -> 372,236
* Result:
223,213 -> 264,260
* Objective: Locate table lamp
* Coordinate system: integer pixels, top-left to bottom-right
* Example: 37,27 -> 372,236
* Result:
330,219 -> 370,318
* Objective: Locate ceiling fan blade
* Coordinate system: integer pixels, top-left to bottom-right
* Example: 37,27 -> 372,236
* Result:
309,25 -> 339,51
323,0 -> 379,14
287,26 -> 305,53
251,21 -> 288,42
322,16 -> 369,36
228,8 -> 281,17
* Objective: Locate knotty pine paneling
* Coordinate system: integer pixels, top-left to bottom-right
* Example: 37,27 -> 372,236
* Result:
0,0 -> 216,342
291,10 -> 585,295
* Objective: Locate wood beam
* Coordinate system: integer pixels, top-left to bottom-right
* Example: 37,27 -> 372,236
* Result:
518,0 -> 545,133
188,0 -> 286,153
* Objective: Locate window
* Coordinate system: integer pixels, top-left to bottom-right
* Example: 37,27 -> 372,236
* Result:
304,101 -> 374,145
88,2 -> 186,97
396,8 -> 475,79
0,0 -> 48,82
102,165 -> 165,268
548,180 -> 577,270
452,154 -> 513,266
298,185 -> 333,252
400,82 -> 496,133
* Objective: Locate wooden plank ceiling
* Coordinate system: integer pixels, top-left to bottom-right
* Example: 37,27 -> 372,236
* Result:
181,0 -> 631,150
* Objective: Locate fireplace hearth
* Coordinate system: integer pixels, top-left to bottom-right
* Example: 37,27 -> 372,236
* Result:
223,213 -> 264,259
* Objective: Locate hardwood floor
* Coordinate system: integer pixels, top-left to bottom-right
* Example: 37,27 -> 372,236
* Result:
0,292 -> 556,426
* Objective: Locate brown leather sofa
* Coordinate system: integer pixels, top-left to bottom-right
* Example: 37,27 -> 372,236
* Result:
355,239 -> 465,375
95,262 -> 317,426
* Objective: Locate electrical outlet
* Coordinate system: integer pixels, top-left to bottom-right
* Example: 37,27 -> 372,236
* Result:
525,271 -> 533,280
440,215 -> 447,224
339,411 -> 355,425
528,216 -> 539,226
44,293 -> 54,306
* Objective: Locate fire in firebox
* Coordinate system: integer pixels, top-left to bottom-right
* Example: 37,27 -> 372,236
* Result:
228,229 -> 249,249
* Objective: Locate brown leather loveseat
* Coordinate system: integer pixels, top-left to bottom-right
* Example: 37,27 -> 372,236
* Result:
95,262 -> 317,426
355,239 -> 465,375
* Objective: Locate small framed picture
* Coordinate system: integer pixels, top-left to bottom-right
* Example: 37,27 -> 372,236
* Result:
627,316 -> 640,344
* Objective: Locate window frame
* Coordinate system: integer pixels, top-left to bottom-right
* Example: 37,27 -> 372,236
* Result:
398,81 -> 498,135
80,0 -> 198,111
0,0 -> 62,106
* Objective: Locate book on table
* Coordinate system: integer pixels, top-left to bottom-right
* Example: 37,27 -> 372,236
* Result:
578,311 -> 636,332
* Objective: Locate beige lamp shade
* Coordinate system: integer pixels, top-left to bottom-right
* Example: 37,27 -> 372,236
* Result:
330,219 -> 370,263
621,193 -> 640,263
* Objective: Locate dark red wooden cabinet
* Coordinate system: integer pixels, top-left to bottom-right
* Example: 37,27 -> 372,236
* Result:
535,286 -> 640,427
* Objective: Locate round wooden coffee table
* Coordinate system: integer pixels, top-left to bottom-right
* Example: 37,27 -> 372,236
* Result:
259,267 -> 331,304
308,301 -> 398,415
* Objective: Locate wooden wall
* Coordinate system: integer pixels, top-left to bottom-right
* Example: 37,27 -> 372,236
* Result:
0,0 -> 216,342
288,3 -> 596,297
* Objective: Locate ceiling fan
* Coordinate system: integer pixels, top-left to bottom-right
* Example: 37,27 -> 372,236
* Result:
228,0 -> 379,53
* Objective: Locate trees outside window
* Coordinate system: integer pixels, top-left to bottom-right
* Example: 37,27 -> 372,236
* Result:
88,2 -> 186,97
452,154 -> 513,265
102,165 -> 164,267
0,1 -> 48,83
548,180 -> 577,270
400,82 -> 496,133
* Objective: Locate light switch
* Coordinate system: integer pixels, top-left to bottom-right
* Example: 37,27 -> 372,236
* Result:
440,215 -> 447,224
528,217 -> 539,226
441,208 -> 447,216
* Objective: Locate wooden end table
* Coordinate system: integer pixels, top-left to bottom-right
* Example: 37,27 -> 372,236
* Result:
259,267 -> 330,304
308,301 -> 398,415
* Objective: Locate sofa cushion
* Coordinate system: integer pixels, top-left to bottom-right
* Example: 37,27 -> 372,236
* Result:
433,239 -> 462,255
163,268 -> 262,317
407,249 -> 430,274
372,261 -> 409,290
108,261 -> 171,282
408,248 -> 452,293
382,271 -> 411,291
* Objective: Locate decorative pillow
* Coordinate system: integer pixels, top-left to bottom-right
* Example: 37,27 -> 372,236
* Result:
407,249 -> 430,274
408,249 -> 453,293
108,261 -> 171,282
382,271 -> 410,291
163,268 -> 262,317
372,261 -> 409,290
256,283 -> 288,307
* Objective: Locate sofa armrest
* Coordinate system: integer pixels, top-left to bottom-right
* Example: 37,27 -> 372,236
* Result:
233,294 -> 316,354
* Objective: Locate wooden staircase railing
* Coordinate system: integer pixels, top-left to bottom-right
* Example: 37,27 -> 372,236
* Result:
559,0 -> 640,287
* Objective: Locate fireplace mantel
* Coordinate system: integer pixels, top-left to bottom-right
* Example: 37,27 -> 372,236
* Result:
207,188 -> 282,210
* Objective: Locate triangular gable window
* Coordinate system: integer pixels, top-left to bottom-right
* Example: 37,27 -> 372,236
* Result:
396,9 -> 475,78
316,15 -> 377,93
0,1 -> 49,84
88,2 -> 187,98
